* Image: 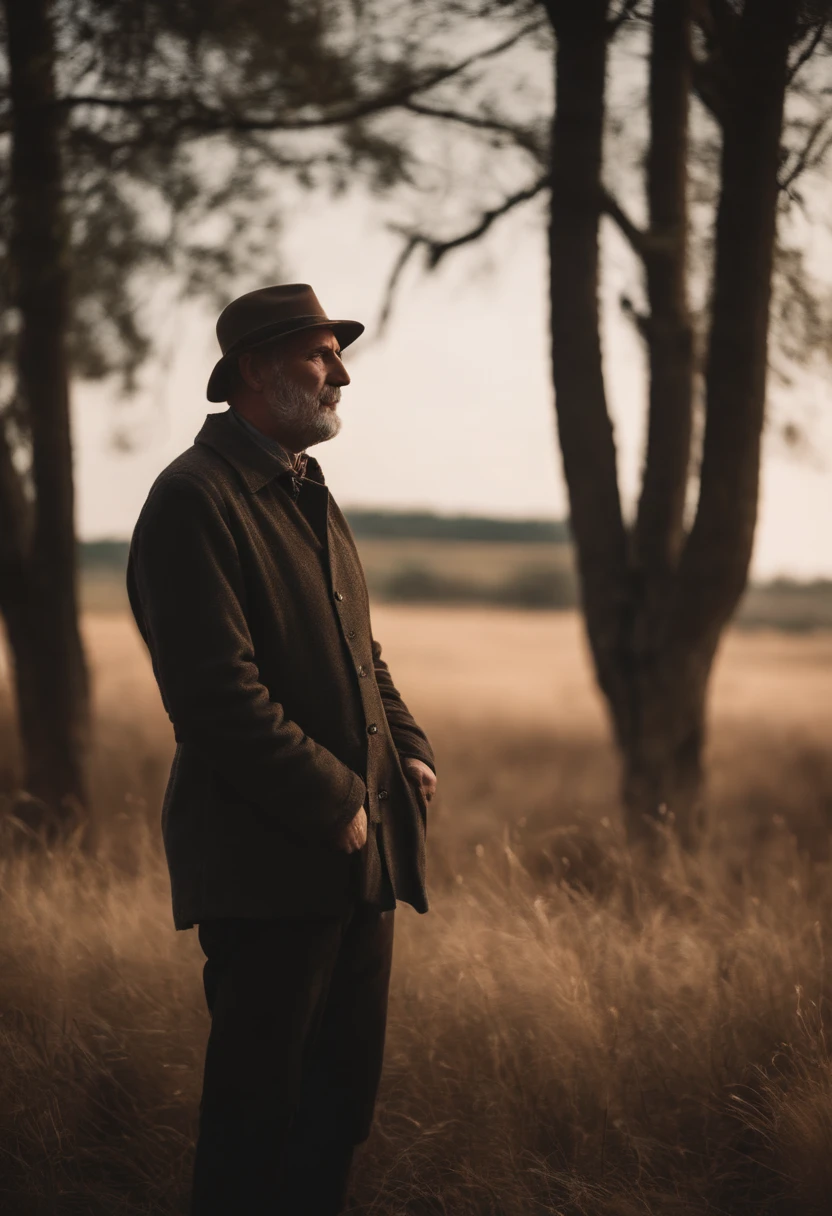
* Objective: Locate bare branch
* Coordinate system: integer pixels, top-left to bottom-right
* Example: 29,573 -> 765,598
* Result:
399,101 -> 545,161
417,175 -> 549,268
607,0 -> 648,37
787,18 -> 829,85
691,55 -> 727,125
619,295 -> 650,339
778,111 -> 832,195
376,236 -> 422,336
50,93 -> 187,111
601,189 -> 649,259
377,175 -> 549,334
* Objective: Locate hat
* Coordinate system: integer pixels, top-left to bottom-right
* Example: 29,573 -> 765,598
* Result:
206,283 -> 364,402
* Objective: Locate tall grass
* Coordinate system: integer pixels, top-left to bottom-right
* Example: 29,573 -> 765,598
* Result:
3,814 -> 832,1214
1,609 -> 832,1214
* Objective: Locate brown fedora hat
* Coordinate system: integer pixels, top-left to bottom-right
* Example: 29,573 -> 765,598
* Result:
206,283 -> 364,402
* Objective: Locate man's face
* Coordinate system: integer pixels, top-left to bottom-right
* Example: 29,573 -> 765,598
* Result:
243,327 -> 351,452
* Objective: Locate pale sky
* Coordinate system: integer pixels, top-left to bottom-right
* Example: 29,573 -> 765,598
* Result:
73,193 -> 832,581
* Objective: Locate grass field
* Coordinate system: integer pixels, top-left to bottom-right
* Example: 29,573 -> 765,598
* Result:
78,537 -> 832,627
1,607 -> 832,1214
79,538 -> 578,614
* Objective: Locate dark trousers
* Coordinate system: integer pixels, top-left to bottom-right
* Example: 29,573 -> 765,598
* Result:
190,903 -> 395,1216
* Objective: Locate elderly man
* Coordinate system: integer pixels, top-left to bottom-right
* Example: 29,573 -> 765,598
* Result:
126,284 -> 436,1215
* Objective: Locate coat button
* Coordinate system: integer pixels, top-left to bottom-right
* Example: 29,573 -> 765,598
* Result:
334,591 -> 344,602
377,788 -> 388,800
367,723 -> 378,735
346,629 -> 356,640
357,665 -> 367,678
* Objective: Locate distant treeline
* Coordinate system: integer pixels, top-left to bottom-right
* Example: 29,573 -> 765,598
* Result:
78,511 -> 572,569
77,520 -> 832,631
345,510 -> 571,544
366,566 -> 832,629
81,539 -> 131,568
367,565 -> 578,611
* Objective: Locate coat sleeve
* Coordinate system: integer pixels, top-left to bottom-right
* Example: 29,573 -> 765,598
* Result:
371,637 -> 436,774
128,472 -> 366,843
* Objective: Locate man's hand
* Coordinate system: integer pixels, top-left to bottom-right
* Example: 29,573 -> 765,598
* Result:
403,758 -> 437,803
333,805 -> 368,854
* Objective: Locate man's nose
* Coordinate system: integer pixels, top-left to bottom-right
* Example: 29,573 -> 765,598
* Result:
330,356 -> 350,386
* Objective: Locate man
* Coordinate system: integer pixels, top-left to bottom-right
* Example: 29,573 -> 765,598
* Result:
126,283 -> 437,1215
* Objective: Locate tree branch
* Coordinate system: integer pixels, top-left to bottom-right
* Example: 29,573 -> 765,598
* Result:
377,237 -> 422,335
601,189 -> 648,259
778,111 -> 832,196
419,176 -> 550,267
377,176 -> 549,334
787,18 -> 829,85
399,101 -> 545,161
691,55 -> 727,125
53,19 -> 547,132
607,0 -> 648,37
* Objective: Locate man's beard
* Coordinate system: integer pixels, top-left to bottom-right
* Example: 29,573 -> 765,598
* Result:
262,361 -> 342,451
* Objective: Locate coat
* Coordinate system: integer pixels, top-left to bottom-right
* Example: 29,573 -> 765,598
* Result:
126,409 -> 434,929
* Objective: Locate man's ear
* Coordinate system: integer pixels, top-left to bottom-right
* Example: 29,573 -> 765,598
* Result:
237,351 -> 264,392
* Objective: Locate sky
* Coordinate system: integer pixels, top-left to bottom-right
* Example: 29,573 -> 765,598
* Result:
72,192 -> 832,581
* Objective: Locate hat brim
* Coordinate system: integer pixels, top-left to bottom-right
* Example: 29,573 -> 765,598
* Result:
206,317 -> 365,402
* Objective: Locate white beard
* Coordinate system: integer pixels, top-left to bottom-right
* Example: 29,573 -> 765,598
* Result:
262,362 -> 342,451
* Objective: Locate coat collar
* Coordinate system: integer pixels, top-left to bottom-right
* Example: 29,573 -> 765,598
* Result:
194,409 -> 325,493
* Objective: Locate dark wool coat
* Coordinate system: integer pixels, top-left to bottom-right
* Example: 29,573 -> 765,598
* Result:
126,409 -> 434,929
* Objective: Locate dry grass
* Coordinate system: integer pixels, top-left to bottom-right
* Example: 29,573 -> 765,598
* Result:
1,607 -> 832,1214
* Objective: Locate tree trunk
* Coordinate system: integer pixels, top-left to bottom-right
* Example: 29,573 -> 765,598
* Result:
678,0 -> 799,641
1,0 -> 91,829
636,0 -> 694,575
616,0 -> 702,848
615,647 -> 709,850
546,0 -> 631,724
655,0 -> 798,843
2,584 -> 90,833
548,2 -> 688,845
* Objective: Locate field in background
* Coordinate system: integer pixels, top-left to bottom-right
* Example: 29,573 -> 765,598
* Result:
78,511 -> 832,627
78,536 -> 578,615
1,607 -> 832,1213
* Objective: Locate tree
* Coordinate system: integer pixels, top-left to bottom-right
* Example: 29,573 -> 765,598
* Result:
0,0 -> 278,829
547,0 -> 804,847
1,0 -> 89,832
356,0 -> 832,848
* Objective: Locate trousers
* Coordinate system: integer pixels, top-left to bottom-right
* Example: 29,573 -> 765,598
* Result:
189,902 -> 395,1216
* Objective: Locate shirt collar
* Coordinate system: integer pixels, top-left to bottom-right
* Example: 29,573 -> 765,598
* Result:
229,409 -> 304,470
194,408 -> 321,493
